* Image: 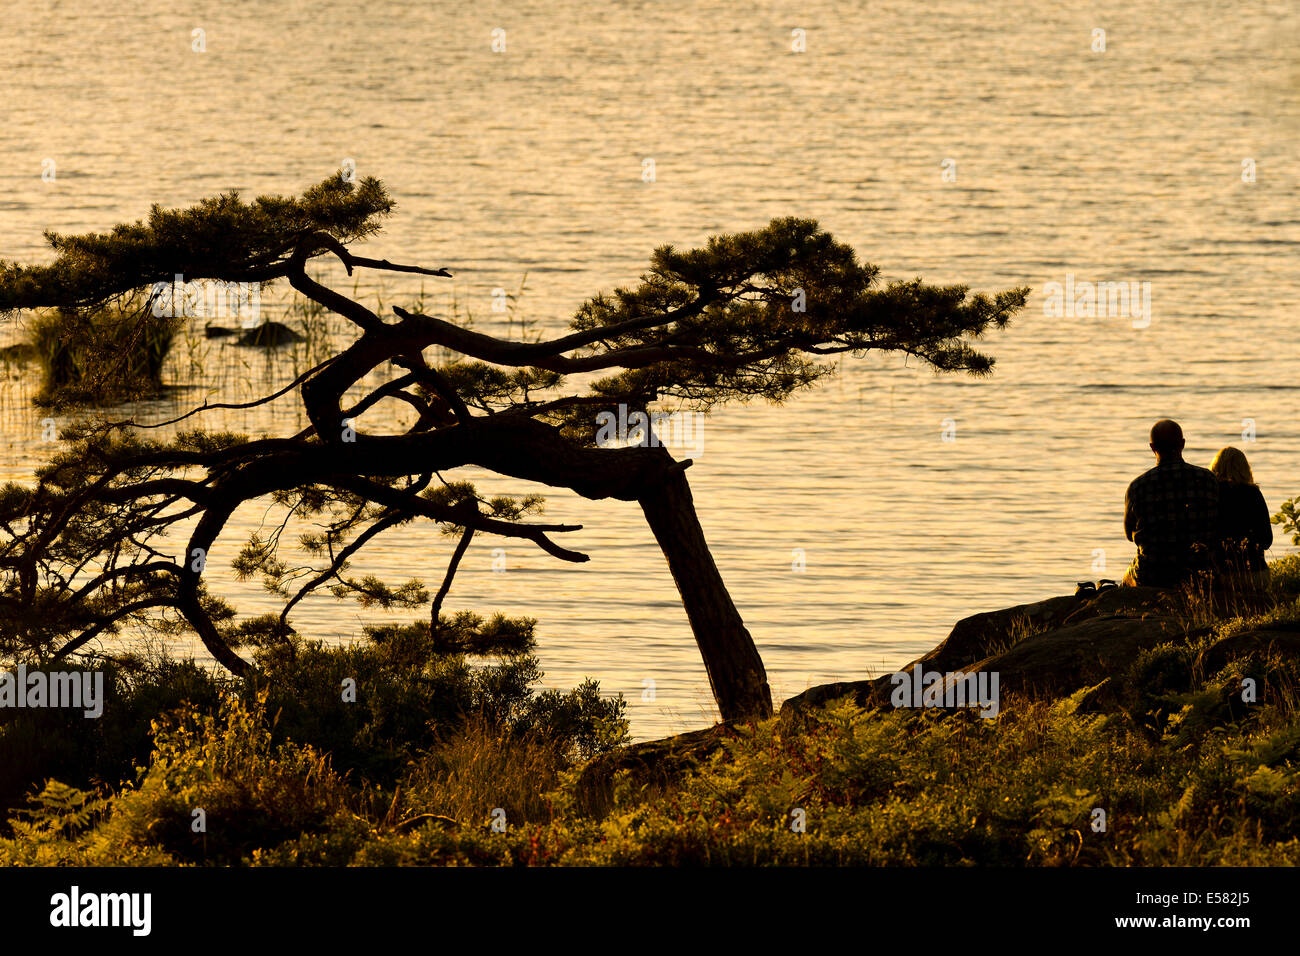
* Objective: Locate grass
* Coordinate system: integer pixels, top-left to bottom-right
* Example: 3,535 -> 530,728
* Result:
985,613 -> 1052,657
12,273 -> 529,411
28,299 -> 180,407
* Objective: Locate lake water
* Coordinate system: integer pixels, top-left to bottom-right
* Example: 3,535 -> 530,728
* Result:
2,0 -> 1299,739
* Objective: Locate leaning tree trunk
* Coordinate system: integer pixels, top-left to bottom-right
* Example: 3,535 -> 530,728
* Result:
639,468 -> 772,722
302,345 -> 775,721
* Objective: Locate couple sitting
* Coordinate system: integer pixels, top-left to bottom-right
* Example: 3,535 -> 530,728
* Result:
1122,419 -> 1272,590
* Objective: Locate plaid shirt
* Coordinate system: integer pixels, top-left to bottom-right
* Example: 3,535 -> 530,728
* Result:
1125,459 -> 1219,584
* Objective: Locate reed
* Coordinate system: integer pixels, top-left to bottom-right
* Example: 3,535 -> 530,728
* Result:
27,297 -> 181,407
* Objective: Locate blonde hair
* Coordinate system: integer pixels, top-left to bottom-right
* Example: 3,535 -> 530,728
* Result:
1210,446 -> 1255,485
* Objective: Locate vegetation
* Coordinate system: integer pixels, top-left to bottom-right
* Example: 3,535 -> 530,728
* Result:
3,560 -> 1298,867
1268,553 -> 1300,601
27,298 -> 180,407
1273,497 -> 1300,547
0,616 -> 627,847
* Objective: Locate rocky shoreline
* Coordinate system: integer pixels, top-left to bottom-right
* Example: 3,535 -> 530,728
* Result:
577,584 -> 1300,811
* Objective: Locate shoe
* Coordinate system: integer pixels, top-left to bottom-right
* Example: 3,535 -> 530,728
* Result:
1074,581 -> 1097,597
1097,579 -> 1118,592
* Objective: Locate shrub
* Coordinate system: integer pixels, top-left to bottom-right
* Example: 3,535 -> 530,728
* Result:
1269,553 -> 1300,602
0,619 -> 627,829
0,656 -> 231,820
243,618 -> 628,784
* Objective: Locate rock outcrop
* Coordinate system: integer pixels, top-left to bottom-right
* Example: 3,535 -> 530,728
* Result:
573,723 -> 733,817
782,585 -> 1281,715
577,586 -> 1297,814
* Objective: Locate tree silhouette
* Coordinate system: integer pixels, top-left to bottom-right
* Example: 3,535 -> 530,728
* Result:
0,174 -> 1028,721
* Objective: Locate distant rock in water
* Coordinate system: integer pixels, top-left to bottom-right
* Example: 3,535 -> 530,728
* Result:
0,342 -> 38,365
239,322 -> 304,346
205,322 -> 305,346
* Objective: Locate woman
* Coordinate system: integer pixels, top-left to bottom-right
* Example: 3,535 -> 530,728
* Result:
1209,446 -> 1272,588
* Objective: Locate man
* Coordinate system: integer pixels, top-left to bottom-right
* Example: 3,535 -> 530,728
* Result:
1122,420 -> 1219,588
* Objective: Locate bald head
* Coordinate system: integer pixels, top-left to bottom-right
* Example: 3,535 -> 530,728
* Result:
1149,419 -> 1185,459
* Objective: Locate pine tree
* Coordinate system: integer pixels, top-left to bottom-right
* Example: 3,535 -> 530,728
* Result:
0,174 -> 1028,721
